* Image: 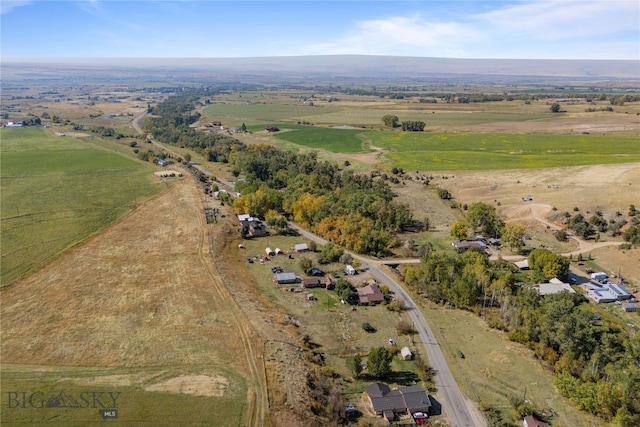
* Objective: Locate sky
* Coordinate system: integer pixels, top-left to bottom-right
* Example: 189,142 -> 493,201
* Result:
1,0 -> 639,60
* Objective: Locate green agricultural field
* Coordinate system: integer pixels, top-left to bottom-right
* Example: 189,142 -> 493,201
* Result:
1,364 -> 246,426
303,108 -> 554,127
367,132 -> 640,171
0,128 -> 161,286
267,124 -> 370,153
202,103 -> 340,126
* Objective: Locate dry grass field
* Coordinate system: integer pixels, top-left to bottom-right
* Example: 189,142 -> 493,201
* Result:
0,176 -> 266,426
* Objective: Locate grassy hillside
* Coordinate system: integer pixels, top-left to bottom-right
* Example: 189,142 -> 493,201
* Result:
0,128 -> 161,286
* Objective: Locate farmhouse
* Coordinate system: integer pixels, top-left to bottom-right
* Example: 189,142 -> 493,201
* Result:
358,283 -> 384,305
604,282 -> 632,300
587,286 -> 618,303
276,272 -> 297,284
238,214 -> 267,237
365,383 -> 430,422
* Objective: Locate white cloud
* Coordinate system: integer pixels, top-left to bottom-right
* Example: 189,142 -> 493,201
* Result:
478,0 -> 639,41
297,1 -> 639,59
301,15 -> 486,57
77,0 -> 104,17
0,0 -> 32,15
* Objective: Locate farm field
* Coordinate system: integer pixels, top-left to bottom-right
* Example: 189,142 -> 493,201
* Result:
364,131 -> 640,171
269,124 -> 370,153
0,128 -> 161,287
1,177 -> 256,426
202,103 -> 341,126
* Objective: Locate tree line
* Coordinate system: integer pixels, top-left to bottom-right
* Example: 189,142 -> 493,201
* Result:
146,92 -> 414,256
401,250 -> 639,426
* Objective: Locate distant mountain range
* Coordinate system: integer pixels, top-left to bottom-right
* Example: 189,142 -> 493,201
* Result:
2,55 -> 638,83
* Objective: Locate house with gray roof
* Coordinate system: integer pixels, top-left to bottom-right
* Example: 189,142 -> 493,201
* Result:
365,382 -> 430,421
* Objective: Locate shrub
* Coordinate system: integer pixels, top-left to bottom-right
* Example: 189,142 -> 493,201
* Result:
362,322 -> 376,333
386,299 -> 406,312
396,321 -> 415,335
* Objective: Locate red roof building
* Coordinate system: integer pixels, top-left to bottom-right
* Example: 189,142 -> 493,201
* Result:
358,283 -> 385,305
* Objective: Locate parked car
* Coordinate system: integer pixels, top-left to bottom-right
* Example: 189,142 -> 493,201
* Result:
310,267 -> 324,276
414,412 -> 429,424
457,350 -> 465,359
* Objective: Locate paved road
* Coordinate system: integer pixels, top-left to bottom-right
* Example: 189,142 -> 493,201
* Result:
288,223 -> 485,427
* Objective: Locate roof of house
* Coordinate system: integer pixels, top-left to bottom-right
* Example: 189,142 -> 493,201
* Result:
365,383 -> 430,414
365,382 -> 391,399
514,259 -> 530,269
401,347 -> 413,357
358,283 -> 385,304
302,278 -> 323,287
523,415 -> 550,427
604,282 -> 632,298
587,288 -> 618,303
535,281 -> 575,295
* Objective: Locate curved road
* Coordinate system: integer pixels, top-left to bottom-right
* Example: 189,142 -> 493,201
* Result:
288,223 -> 485,427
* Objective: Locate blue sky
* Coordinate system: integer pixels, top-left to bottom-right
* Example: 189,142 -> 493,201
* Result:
1,1 -> 639,59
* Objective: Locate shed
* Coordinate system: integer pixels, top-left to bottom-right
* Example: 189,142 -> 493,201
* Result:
294,243 -> 309,252
265,247 -> 275,256
346,265 -> 356,275
275,248 -> 283,255
302,278 -> 324,288
276,272 -> 297,284
401,347 -> 413,361
622,302 -> 638,312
